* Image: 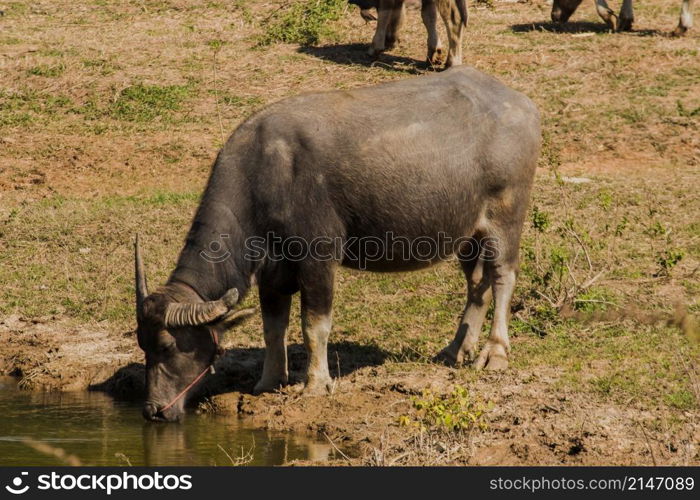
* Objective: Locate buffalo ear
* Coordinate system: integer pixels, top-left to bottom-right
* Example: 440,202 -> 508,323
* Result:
215,307 -> 257,332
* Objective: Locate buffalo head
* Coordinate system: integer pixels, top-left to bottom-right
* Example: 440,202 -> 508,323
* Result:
134,235 -> 250,422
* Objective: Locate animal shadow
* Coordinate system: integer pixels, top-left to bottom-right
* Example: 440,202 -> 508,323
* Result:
299,43 -> 427,73
89,362 -> 146,400
89,342 -> 390,403
206,341 -> 390,396
511,21 -> 662,37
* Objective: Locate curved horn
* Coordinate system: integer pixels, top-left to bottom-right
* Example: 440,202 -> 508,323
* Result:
134,234 -> 149,315
163,288 -> 239,328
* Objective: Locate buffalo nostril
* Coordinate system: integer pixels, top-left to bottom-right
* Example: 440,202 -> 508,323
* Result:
142,403 -> 159,421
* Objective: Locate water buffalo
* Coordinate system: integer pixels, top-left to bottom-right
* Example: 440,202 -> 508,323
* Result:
551,0 -> 694,34
349,0 -> 468,67
135,66 -> 541,421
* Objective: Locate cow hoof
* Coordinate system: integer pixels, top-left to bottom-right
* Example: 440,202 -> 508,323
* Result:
473,342 -> 508,371
367,46 -> 382,59
672,25 -> 688,37
302,376 -> 334,396
427,47 -> 445,67
384,36 -> 399,51
435,344 -> 476,366
617,17 -> 633,32
253,377 -> 287,395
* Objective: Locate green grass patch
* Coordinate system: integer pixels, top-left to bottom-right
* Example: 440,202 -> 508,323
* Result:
111,84 -> 192,122
0,89 -> 72,127
27,63 -> 66,78
258,0 -> 345,46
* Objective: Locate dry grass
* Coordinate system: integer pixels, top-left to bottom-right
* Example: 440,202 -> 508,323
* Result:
0,0 -> 699,465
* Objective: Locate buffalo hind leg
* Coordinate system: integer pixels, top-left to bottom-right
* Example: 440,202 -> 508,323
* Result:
421,0 -> 444,66
299,264 -> 335,395
673,0 -> 694,35
254,288 -> 292,394
474,258 -> 515,371
436,0 -> 466,68
438,245 -> 493,365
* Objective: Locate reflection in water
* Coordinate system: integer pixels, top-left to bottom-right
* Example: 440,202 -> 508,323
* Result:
0,377 -> 334,466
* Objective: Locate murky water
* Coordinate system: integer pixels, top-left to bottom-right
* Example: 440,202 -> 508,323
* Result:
0,377 -> 336,466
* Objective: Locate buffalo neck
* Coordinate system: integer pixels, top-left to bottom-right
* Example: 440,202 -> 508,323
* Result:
167,153 -> 256,302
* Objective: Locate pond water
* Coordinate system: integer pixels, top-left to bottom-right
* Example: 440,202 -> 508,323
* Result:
0,377 -> 337,466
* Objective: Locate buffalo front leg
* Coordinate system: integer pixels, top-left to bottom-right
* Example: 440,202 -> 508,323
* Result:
594,0 -> 617,30
674,0 -> 694,35
368,0 -> 400,57
421,0 -> 444,65
253,288 -> 292,394
436,0 -> 466,68
299,265 -> 335,395
617,0 -> 634,31
438,249 -> 493,365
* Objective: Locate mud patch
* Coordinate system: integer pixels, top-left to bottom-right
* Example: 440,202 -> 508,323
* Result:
207,365 -> 700,465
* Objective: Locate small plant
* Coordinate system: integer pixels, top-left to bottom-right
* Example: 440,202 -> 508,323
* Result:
531,206 -> 550,232
597,190 -> 614,210
27,63 -> 65,78
655,249 -> 684,276
398,386 -> 491,433
258,0 -> 345,46
665,389 -> 695,410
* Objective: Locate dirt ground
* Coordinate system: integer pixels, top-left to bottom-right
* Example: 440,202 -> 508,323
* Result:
1,0 -> 698,465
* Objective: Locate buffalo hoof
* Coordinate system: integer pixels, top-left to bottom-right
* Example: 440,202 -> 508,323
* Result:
253,377 -> 287,395
473,341 -> 509,371
435,344 -> 476,366
302,376 -> 334,396
367,46 -> 382,59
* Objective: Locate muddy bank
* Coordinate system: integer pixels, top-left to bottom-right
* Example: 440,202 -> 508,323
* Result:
207,364 -> 700,466
2,314 -> 698,466
0,315 -> 142,394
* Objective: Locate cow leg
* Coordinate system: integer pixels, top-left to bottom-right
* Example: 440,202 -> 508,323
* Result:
299,264 -> 335,395
253,287 -> 292,394
594,0 -> 617,30
437,245 -> 493,365
673,0 -> 694,35
369,1 -> 398,57
618,0 -> 634,31
421,0 -> 444,65
436,0 -> 465,68
385,1 -> 406,50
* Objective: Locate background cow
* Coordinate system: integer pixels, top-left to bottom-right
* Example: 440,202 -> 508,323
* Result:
349,0 -> 468,67
552,0 -> 694,34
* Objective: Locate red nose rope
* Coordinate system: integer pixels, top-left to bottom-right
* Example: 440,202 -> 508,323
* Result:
158,328 -> 221,415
